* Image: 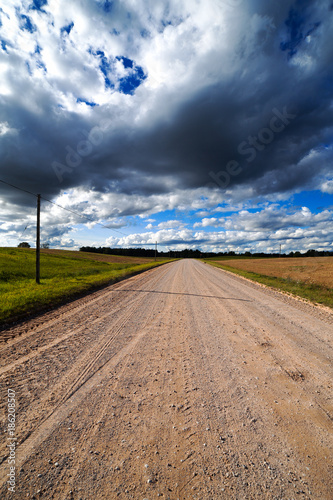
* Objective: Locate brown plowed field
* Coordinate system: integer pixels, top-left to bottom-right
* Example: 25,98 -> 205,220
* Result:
212,257 -> 333,288
0,260 -> 332,499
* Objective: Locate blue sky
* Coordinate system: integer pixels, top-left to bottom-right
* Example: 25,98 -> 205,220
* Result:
0,0 -> 332,253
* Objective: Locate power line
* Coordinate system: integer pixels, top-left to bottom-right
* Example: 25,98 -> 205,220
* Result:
0,178 -> 128,237
0,178 -> 167,247
19,224 -> 29,238
41,196 -> 128,236
0,178 -> 37,197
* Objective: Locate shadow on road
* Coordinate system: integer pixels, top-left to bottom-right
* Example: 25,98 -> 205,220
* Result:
113,289 -> 252,302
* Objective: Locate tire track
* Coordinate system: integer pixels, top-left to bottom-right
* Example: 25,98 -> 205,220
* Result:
0,263 -> 174,372
0,261 -> 174,350
44,292 -> 150,417
0,328 -> 148,488
0,263 -> 177,483
18,267 -> 178,498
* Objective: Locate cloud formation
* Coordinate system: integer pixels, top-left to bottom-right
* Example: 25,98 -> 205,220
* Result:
0,0 -> 332,251
106,204 -> 333,254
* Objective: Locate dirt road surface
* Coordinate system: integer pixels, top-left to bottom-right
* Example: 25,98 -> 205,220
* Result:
1,259 -> 332,499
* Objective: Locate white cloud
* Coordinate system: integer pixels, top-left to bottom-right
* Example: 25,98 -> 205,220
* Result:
101,204 -> 333,253
194,217 -> 219,228
0,121 -> 17,135
321,179 -> 333,195
157,220 -> 186,229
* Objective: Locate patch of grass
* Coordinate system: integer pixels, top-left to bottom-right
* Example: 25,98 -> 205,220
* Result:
0,248 -> 174,325
205,260 -> 333,308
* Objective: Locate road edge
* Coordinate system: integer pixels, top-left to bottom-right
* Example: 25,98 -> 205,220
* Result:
0,260 -> 176,333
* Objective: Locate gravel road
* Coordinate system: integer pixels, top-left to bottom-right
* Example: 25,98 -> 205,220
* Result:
1,259 -> 332,499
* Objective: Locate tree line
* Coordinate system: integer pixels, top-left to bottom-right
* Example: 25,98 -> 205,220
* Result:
79,246 -> 333,259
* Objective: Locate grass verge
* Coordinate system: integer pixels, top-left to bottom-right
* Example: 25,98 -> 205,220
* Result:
205,261 -> 333,309
0,248 -> 174,326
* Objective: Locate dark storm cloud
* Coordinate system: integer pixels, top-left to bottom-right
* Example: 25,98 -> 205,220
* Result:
0,0 -> 332,208
113,0 -> 333,196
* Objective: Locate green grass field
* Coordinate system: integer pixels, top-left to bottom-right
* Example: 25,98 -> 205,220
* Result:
205,258 -> 333,308
0,248 -> 173,325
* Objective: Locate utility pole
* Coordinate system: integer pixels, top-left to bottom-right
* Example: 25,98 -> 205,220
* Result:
155,241 -> 157,261
36,194 -> 41,284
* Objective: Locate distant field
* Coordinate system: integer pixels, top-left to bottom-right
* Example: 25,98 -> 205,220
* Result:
42,249 -> 165,264
213,257 -> 333,287
0,248 -> 173,325
206,257 -> 333,308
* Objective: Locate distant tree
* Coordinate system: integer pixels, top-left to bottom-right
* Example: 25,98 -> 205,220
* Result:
18,242 -> 30,248
41,243 -> 50,249
305,249 -> 317,257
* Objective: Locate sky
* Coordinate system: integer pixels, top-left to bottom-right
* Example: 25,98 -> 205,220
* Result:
0,0 -> 332,253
